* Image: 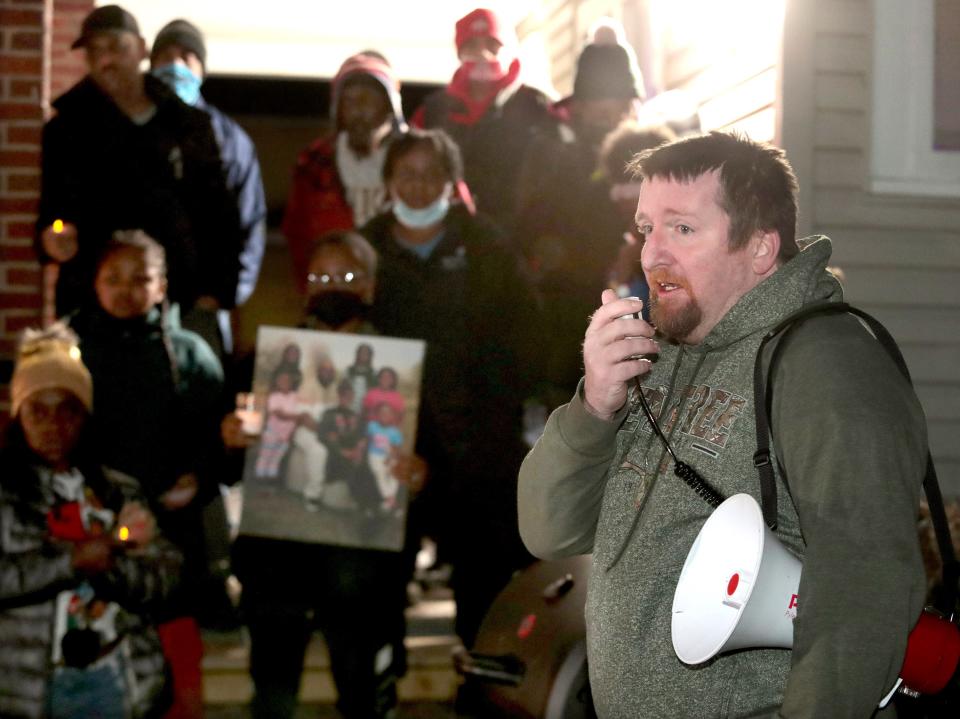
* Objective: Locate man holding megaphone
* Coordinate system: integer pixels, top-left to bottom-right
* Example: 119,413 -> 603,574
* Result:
518,131 -> 932,717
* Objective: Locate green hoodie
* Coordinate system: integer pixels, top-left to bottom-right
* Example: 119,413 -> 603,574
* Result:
518,237 -> 928,718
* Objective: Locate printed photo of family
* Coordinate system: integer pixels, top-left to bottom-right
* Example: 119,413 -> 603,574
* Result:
237,326 -> 425,551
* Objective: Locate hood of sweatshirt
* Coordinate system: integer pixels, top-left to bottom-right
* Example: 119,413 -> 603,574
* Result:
692,236 -> 842,354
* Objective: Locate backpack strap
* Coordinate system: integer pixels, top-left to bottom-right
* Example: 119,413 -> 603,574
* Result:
753,301 -> 959,613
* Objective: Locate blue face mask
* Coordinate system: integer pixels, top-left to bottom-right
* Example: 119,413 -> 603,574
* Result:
392,183 -> 452,229
151,62 -> 202,106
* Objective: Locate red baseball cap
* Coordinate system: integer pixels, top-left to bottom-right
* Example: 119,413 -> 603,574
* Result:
455,8 -> 514,51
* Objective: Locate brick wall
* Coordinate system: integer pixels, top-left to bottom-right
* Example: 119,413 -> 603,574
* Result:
50,0 -> 93,99
0,0 -> 92,406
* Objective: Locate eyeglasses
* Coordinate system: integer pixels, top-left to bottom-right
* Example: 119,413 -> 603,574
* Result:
306,271 -> 367,287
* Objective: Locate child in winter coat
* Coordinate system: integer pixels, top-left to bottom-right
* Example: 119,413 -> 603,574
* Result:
67,229 -> 224,718
0,325 -> 181,719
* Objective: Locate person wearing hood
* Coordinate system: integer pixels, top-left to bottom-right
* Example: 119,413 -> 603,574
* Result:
411,7 -> 561,231
35,4 -> 243,320
149,18 -> 267,359
221,231 -> 416,719
518,132 -> 928,717
281,52 -> 407,291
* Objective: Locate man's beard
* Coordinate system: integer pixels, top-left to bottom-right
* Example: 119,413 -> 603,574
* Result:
648,285 -> 702,343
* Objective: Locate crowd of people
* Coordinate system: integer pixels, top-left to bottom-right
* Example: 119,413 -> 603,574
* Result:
6,4 -> 690,718
6,3 -> 938,719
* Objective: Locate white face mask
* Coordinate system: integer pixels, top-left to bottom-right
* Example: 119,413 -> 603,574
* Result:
392,183 -> 453,229
463,59 -> 507,83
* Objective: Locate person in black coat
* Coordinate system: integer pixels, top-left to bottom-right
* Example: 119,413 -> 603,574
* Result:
35,5 -> 242,318
222,232 -> 412,719
150,17 -> 268,358
361,127 -> 537,648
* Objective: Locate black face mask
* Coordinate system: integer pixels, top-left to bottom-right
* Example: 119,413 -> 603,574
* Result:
306,290 -> 370,329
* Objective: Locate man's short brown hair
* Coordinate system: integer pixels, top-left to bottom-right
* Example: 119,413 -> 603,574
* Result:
628,131 -> 799,262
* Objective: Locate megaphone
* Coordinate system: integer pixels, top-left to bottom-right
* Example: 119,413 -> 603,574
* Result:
671,493 -> 960,707
671,493 -> 800,664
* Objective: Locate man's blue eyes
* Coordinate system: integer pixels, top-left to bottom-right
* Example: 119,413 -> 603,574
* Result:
635,224 -> 693,235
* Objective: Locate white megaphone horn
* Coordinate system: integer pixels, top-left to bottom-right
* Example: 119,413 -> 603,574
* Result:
671,493 -> 960,708
671,493 -> 801,666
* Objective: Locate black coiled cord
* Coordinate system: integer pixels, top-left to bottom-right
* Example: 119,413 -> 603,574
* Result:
633,376 -> 725,508
673,459 -> 724,508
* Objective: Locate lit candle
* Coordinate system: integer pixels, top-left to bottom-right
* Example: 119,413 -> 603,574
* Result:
52,219 -> 64,234
117,525 -> 130,542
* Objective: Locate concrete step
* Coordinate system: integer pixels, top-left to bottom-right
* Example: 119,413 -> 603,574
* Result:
203,591 -> 461,705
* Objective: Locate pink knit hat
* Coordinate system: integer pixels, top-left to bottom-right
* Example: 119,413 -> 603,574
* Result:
331,52 -> 406,131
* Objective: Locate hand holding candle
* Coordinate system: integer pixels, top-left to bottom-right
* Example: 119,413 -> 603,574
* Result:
41,219 -> 78,263
115,501 -> 156,548
236,392 -> 262,435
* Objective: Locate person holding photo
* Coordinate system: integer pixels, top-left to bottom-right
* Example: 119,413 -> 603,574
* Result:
222,231 -> 421,719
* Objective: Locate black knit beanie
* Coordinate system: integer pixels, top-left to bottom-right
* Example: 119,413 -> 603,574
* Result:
572,43 -> 640,102
151,19 -> 206,68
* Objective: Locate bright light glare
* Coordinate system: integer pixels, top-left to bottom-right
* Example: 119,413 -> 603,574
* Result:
655,0 -> 786,51
114,0 -> 540,83
652,0 -> 786,140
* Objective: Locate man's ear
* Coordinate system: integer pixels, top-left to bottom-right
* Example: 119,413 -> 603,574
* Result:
752,229 -> 780,275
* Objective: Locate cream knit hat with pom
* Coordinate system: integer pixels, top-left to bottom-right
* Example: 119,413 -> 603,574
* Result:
10,323 -> 93,417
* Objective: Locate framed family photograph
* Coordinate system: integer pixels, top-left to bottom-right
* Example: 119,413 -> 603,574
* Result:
237,326 -> 426,552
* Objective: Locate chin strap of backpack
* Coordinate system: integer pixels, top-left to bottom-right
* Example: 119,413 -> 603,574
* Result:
752,301 -> 959,617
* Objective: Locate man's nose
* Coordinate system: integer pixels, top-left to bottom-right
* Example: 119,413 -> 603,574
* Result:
640,228 -> 666,271
94,51 -> 117,70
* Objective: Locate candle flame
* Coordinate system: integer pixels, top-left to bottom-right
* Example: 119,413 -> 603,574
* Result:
52,219 -> 64,234
118,526 -> 130,542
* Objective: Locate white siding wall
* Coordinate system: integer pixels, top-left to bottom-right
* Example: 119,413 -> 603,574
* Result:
782,0 -> 960,495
